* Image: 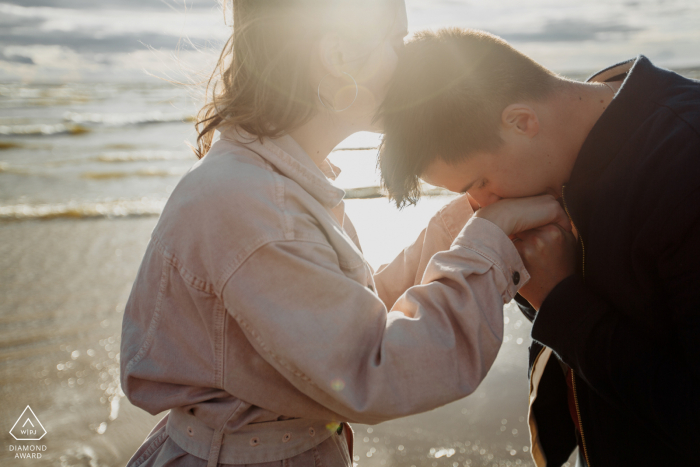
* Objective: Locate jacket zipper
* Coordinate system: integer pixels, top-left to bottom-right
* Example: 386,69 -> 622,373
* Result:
561,185 -> 585,278
561,185 -> 591,467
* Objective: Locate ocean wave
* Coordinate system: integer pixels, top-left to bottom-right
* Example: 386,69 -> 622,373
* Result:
0,162 -> 31,175
0,162 -> 186,178
0,186 -> 454,221
0,198 -> 167,221
332,146 -> 379,152
96,150 -> 193,163
0,141 -> 22,150
343,185 -> 453,199
0,84 -> 97,108
0,123 -> 89,136
63,111 -> 194,127
81,168 -> 186,179
42,150 -> 193,167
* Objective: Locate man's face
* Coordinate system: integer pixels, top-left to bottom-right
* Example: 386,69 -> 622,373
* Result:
421,146 -> 563,207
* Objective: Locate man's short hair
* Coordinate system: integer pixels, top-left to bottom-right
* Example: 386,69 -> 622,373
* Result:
378,28 -> 557,207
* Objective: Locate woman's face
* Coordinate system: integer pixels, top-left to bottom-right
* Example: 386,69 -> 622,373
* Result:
329,1 -> 408,131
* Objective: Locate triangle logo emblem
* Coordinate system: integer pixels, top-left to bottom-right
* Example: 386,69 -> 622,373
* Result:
9,406 -> 47,441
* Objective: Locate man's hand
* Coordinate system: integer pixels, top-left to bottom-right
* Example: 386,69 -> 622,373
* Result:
514,224 -> 577,310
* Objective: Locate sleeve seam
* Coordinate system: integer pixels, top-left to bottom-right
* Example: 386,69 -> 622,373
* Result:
124,253 -> 170,375
217,237 -> 357,296
151,234 -> 216,295
454,244 -> 510,286
436,211 -> 457,241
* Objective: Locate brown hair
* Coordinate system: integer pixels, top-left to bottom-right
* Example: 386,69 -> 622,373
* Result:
377,28 -> 557,207
194,0 -> 398,159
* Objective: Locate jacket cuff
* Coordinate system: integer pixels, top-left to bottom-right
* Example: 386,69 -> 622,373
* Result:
531,275 -> 608,364
454,217 -> 530,302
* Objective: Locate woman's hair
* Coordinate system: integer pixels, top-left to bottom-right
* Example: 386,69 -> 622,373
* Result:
194,0 -> 397,159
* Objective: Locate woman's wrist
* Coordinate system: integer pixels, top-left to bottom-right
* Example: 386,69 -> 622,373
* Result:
474,205 -> 515,236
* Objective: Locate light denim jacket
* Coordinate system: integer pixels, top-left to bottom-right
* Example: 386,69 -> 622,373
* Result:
120,127 -> 529,467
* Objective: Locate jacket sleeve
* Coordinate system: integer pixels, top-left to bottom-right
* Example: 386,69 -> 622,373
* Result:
373,195 -> 474,310
531,189 -> 700,452
221,217 -> 528,424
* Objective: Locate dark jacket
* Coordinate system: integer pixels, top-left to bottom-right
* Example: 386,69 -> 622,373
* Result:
518,56 -> 700,466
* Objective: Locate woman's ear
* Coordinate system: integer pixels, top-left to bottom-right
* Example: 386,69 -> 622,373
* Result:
501,104 -> 540,138
318,34 -> 344,78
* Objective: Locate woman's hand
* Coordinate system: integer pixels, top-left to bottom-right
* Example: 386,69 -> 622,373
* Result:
513,224 -> 577,310
473,195 -> 571,236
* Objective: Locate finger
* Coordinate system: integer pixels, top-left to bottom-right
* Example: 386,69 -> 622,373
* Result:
534,196 -> 571,233
515,238 -> 539,262
516,226 -> 561,255
553,209 -> 573,233
551,224 -> 579,247
516,226 -> 547,240
537,223 -> 564,237
513,195 -> 568,234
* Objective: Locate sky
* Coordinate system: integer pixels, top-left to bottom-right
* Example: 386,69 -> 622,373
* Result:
1,0 -> 699,82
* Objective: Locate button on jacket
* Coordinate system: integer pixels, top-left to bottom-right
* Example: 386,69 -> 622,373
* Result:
120,126 -> 529,467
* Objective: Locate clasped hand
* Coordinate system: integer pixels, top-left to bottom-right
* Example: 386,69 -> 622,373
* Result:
474,195 -> 577,310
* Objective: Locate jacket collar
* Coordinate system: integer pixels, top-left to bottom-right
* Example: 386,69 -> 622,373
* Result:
565,56 -> 675,223
219,126 -> 346,209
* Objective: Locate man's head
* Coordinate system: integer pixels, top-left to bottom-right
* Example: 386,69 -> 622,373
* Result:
378,28 -> 580,208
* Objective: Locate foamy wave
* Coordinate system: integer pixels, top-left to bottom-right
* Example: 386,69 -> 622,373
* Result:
0,188 -> 453,221
343,186 -> 384,199
332,147 -> 379,152
0,123 -> 89,136
81,168 -> 186,179
0,162 -> 31,175
0,141 -> 22,150
0,84 -> 97,108
43,150 -> 193,167
96,150 -> 192,163
0,199 -> 167,221
64,111 -> 194,127
342,185 -> 453,199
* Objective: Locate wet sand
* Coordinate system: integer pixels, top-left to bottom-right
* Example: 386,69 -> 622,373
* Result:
0,217 -> 161,467
0,198 -> 572,467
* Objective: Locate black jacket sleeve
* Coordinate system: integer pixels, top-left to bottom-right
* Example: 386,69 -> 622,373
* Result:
531,189 -> 700,454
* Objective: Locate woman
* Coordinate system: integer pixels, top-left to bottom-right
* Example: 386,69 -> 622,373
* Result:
120,1 -> 568,466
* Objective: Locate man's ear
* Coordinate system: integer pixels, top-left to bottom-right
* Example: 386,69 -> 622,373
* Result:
318,34 -> 344,78
501,104 -> 540,138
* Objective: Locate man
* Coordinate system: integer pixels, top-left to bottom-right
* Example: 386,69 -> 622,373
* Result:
378,28 -> 700,466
